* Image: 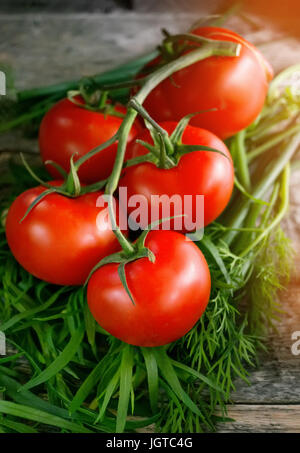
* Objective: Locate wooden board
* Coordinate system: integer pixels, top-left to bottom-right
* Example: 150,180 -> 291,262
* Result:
0,11 -> 300,433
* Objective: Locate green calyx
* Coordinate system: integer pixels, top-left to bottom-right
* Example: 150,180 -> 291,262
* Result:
85,213 -> 185,305
67,77 -> 125,119
86,227 -> 156,306
156,29 -> 241,68
127,99 -> 229,169
18,137 -> 118,222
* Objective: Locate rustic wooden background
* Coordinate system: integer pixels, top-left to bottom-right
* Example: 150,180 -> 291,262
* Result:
1,0 -> 300,433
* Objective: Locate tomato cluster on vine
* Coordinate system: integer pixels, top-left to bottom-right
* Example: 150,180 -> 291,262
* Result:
5,27 -> 273,347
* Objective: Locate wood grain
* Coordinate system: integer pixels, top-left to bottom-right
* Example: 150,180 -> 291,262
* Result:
0,1 -> 128,13
0,11 -> 300,433
217,405 -> 300,433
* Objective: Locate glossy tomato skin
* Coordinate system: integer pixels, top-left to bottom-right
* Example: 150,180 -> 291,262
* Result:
141,27 -> 273,139
39,97 -> 142,184
120,121 -> 234,231
5,183 -> 127,286
87,230 -> 211,347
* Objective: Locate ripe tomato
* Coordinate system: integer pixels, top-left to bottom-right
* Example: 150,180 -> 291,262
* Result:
5,183 -> 127,285
120,121 -> 234,231
39,97 -> 141,184
87,230 -> 211,347
140,27 -> 273,139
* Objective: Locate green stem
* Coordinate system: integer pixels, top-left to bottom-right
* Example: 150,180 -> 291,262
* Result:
248,123 -> 300,162
129,98 -> 174,157
246,109 -> 291,141
267,63 -> 300,101
223,132 -> 300,245
158,137 -> 168,168
162,33 -> 225,47
234,130 -> 251,191
136,41 -> 240,104
128,99 -> 175,168
105,108 -> 137,256
98,91 -> 108,109
259,183 -> 280,229
232,202 -> 265,255
240,164 -> 290,258
100,78 -> 144,92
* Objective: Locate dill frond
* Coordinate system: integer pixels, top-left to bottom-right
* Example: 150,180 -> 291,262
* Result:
247,226 -> 294,335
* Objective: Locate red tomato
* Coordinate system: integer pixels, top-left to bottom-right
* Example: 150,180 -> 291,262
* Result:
87,230 -> 211,347
39,97 -> 141,184
5,183 -> 127,285
140,27 -> 273,139
120,121 -> 234,231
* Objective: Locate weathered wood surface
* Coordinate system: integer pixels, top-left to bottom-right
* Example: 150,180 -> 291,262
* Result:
0,0 -> 131,13
217,405 -> 300,433
0,11 -> 300,432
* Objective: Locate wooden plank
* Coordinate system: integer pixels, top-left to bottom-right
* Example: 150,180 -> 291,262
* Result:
134,0 -> 223,13
0,1 -> 130,13
0,13 -> 196,91
217,405 -> 300,433
137,405 -> 300,433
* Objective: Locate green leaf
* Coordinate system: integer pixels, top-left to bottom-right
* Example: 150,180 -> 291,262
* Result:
200,236 -> 231,285
97,368 -> 120,423
159,380 -> 185,419
0,401 -> 91,433
154,348 -> 201,417
141,348 -> 159,413
170,359 -> 224,393
20,326 -> 84,392
0,352 -> 24,364
70,359 -> 105,414
116,345 -> 134,433
0,416 -> 38,433
0,286 -> 66,332
0,373 -> 107,430
83,303 -> 96,349
124,413 -> 160,430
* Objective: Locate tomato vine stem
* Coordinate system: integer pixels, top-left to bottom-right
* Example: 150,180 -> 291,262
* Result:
104,40 -> 241,256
